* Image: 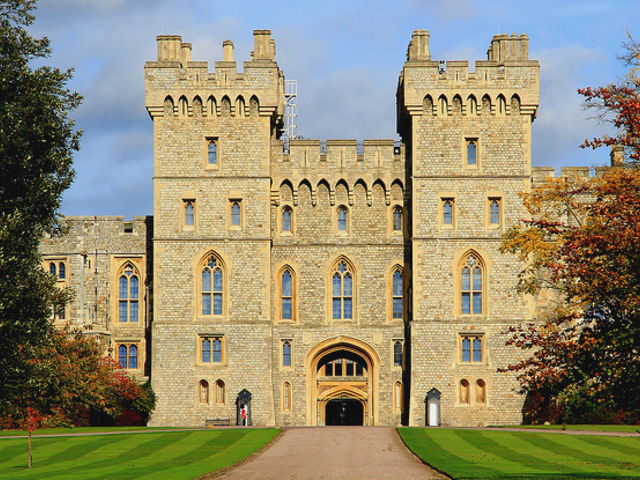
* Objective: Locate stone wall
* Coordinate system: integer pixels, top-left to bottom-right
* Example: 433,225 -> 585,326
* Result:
40,216 -> 151,378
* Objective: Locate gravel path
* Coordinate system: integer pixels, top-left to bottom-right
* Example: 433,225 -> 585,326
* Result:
216,426 -> 449,480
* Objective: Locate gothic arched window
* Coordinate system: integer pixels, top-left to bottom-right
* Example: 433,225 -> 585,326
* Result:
283,382 -> 291,412
332,260 -> 353,320
184,200 -> 194,226
202,255 -> 223,315
461,254 -> 483,315
282,206 -> 292,233
118,345 -> 127,368
117,344 -> 138,369
119,264 -> 139,323
337,206 -> 348,232
281,269 -> 293,320
392,206 -> 402,231
231,201 -> 241,226
467,140 -> 477,165
490,199 -> 500,225
476,379 -> 486,404
199,380 -> 209,404
392,269 -> 403,320
460,379 -> 470,404
208,140 -> 217,165
443,200 -> 453,225
58,262 -> 66,279
215,379 -> 225,404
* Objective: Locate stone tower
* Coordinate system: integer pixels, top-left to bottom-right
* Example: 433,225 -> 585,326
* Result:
397,31 -> 539,425
144,31 -> 284,426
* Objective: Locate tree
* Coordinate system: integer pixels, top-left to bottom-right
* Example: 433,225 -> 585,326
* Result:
0,0 -> 80,416
0,327 -> 156,429
580,33 -> 640,161
501,38 -> 640,423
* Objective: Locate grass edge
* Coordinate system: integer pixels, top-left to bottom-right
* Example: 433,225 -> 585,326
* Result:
193,428 -> 282,480
396,427 -> 453,479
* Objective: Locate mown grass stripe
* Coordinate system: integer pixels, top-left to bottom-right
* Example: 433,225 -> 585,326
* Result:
573,435 -> 640,458
109,430 -> 252,480
522,433 -> 623,468
79,430 -> 255,480
400,428 -> 640,480
12,432 -> 193,480
454,430 -> 572,474
399,428 -> 503,479
0,429 -> 278,480
0,436 -> 125,479
53,431 -> 200,479
34,434 -> 128,466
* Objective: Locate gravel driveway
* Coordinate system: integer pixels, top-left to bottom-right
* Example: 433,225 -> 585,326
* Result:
216,426 -> 449,479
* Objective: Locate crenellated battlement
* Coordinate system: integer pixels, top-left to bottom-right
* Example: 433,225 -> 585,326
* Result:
399,30 -> 539,121
273,139 -> 404,168
145,30 -> 284,121
270,139 -> 406,207
531,147 -> 626,186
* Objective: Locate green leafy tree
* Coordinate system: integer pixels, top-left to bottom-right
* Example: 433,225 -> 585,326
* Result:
0,0 -> 81,416
501,37 -> 640,424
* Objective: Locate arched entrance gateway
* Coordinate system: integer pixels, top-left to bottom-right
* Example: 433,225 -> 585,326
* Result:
305,337 -> 380,426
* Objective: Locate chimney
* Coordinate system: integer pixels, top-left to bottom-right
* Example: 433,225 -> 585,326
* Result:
180,42 -> 192,65
407,29 -> 430,61
156,35 -> 182,62
610,145 -> 625,166
223,40 -> 234,61
252,30 -> 275,60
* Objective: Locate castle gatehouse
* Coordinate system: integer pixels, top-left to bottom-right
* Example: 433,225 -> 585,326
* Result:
41,29 -> 546,427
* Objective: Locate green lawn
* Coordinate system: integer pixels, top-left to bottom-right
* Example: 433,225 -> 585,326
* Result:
399,427 -> 640,479
495,424 -> 640,433
0,428 -> 279,479
0,426 -> 183,437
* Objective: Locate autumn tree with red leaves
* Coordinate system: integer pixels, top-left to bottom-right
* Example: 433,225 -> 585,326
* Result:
501,36 -> 640,424
1,328 -> 156,430
580,34 -> 640,162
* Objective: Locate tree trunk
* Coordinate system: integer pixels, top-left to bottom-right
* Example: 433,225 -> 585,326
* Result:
28,430 -> 32,468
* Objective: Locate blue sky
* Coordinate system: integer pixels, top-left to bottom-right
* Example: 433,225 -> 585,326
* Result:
32,0 -> 639,217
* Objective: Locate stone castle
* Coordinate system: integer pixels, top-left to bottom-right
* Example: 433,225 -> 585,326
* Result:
41,28 -> 588,427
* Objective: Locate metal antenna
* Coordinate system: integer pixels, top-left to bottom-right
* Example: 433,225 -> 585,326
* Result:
284,79 -> 298,144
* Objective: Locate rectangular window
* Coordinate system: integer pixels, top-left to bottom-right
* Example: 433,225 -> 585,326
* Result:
202,294 -> 211,316
119,301 -> 128,323
461,335 -> 483,363
201,336 -> 224,364
345,359 -> 354,376
393,341 -> 403,367
130,301 -> 139,323
213,339 -> 222,363
325,362 -> 333,376
282,341 -> 292,367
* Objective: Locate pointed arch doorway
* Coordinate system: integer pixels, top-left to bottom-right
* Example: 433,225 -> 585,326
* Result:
305,336 -> 380,426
